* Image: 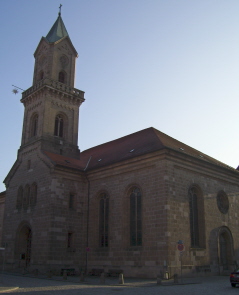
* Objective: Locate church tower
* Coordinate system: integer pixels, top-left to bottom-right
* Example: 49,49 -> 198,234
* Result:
3,10 -> 87,274
20,9 -> 84,158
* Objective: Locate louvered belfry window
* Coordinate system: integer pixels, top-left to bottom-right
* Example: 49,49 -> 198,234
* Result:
58,71 -> 65,83
54,115 -> 64,137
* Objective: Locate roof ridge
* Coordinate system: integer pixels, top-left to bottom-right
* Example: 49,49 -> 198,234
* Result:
81,127 -> 154,153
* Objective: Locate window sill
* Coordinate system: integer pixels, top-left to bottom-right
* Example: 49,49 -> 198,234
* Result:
128,246 -> 143,251
190,247 -> 206,251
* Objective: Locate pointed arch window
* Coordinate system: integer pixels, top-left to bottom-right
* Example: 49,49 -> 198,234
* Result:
58,71 -> 66,84
16,186 -> 23,209
69,193 -> 74,209
30,183 -> 37,207
99,193 -> 109,247
23,185 -> 30,209
130,187 -> 142,246
54,114 -> 64,137
67,232 -> 74,249
189,186 -> 205,248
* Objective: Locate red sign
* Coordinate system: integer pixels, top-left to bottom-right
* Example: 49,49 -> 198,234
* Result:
177,244 -> 184,251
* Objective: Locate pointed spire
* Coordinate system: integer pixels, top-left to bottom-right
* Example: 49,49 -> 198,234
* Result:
45,5 -> 69,43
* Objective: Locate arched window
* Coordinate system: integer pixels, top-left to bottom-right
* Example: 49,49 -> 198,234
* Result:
31,114 -> 38,137
58,71 -> 66,83
130,187 -> 142,246
69,193 -> 74,209
30,183 -> 37,206
54,114 -> 64,137
99,193 -> 109,247
188,186 -> 205,248
16,186 -> 23,209
23,185 -> 30,209
39,70 -> 44,80
67,232 -> 74,249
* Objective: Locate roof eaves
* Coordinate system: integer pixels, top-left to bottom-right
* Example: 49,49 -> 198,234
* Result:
167,145 -> 238,173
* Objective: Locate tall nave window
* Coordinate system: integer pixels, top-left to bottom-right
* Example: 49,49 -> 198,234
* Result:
99,193 -> 109,247
130,187 -> 142,246
188,185 -> 205,248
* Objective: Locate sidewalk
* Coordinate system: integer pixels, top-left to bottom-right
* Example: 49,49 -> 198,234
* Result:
0,285 -> 19,293
0,273 -> 231,295
0,271 -> 203,293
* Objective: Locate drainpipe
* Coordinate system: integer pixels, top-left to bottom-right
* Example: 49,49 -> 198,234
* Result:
84,156 -> 91,274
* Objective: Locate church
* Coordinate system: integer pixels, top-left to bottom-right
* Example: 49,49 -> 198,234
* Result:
1,11 -> 239,278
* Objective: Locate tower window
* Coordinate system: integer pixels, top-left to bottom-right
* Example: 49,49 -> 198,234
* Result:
69,193 -> 74,209
67,232 -> 73,248
39,71 -> 44,80
130,187 -> 142,246
54,115 -> 64,137
23,185 -> 30,209
30,183 -> 37,207
16,186 -> 23,209
30,114 -> 38,138
27,160 -> 31,170
58,71 -> 66,83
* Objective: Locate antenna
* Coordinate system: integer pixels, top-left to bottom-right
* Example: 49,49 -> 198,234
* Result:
12,85 -> 25,95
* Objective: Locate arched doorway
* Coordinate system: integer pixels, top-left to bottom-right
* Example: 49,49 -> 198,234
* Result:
218,227 -> 233,271
16,224 -> 32,267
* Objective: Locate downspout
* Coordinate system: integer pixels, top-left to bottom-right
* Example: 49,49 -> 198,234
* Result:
84,156 -> 92,274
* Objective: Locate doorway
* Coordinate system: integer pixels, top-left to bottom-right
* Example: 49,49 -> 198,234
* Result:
218,227 -> 233,270
16,224 -> 32,267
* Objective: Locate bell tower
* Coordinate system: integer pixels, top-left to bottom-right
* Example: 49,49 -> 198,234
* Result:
20,10 -> 84,158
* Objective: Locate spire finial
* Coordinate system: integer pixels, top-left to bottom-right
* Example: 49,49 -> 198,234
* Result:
59,4 -> 62,16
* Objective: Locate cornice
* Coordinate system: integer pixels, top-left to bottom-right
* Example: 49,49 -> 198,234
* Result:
21,78 -> 85,107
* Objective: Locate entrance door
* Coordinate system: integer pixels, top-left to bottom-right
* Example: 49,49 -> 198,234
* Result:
220,233 -> 228,270
219,228 -> 233,271
17,225 -> 32,267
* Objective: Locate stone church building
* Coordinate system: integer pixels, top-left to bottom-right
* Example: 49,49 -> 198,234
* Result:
1,12 -> 239,278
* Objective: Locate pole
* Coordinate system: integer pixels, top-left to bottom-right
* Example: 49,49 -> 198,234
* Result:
180,253 -> 182,283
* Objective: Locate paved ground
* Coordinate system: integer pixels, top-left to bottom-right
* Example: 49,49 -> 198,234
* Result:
0,273 -> 236,294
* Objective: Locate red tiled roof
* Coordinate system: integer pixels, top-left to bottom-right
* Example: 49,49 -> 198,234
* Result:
43,127 -> 236,172
43,151 -> 86,170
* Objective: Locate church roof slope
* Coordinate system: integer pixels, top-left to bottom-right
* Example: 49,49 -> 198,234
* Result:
43,127 -> 237,173
45,14 -> 69,43
80,127 -> 235,171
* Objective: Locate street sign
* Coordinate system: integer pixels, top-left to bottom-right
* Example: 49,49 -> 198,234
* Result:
177,244 -> 185,252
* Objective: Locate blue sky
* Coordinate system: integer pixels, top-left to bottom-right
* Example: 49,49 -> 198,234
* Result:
0,0 -> 239,191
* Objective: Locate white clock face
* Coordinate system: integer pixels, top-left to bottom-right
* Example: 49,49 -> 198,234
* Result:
60,55 -> 69,67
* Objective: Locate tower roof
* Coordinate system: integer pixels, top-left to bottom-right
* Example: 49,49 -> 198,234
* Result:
45,13 -> 69,43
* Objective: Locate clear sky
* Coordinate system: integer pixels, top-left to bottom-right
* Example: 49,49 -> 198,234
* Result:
0,0 -> 239,192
